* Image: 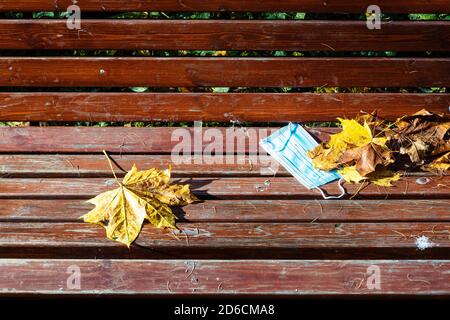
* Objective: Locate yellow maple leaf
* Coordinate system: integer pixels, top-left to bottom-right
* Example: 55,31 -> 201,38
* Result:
81,151 -> 198,247
367,169 -> 402,187
338,166 -> 367,184
308,118 -> 391,175
339,166 -> 401,187
337,118 -> 373,146
336,119 -> 387,148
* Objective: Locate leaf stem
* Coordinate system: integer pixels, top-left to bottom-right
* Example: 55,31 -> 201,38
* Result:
102,150 -> 121,186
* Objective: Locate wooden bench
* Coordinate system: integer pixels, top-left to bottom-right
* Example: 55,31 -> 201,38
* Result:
0,0 -> 449,297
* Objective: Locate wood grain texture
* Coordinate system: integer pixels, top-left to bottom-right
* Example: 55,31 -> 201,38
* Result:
0,259 -> 449,296
0,154 -> 442,178
1,58 -> 448,87
0,222 -> 449,258
0,0 -> 448,13
1,20 -> 448,51
0,5 -> 448,297
0,126 -> 336,154
0,176 -> 448,200
0,93 -> 448,122
0,199 -> 449,222
0,154 -> 280,177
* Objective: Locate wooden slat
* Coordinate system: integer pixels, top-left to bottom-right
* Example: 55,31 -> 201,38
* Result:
0,0 -> 448,13
1,58 -> 448,87
0,176 -> 448,200
0,154 -> 279,177
0,93 -> 448,122
0,222 -> 449,258
0,154 -> 442,179
0,259 -> 449,295
0,126 -> 337,154
1,20 -> 448,51
0,199 -> 449,222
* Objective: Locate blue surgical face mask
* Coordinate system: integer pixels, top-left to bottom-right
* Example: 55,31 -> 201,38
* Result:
260,123 -> 341,190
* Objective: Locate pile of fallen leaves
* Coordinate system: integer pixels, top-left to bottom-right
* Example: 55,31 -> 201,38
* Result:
307,109 -> 449,186
82,151 -> 198,246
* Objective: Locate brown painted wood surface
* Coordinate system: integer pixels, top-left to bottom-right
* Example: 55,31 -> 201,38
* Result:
0,0 -> 448,13
0,176 -> 448,200
0,10 -> 449,297
0,222 -> 449,258
0,154 -> 279,177
0,93 -> 448,122
0,126 -> 338,153
1,58 -> 448,87
0,199 -> 449,222
0,259 -> 449,295
1,20 -> 448,51
0,154 -> 444,178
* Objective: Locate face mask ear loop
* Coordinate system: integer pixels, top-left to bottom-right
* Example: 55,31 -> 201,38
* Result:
314,178 -> 346,200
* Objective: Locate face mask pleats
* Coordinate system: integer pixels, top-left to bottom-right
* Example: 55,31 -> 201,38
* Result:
260,123 -> 341,190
